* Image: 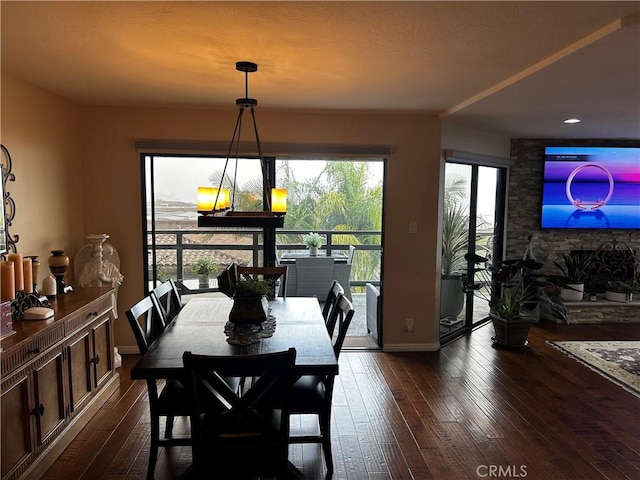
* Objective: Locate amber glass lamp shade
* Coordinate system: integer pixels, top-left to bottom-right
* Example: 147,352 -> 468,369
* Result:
198,187 -> 229,212
271,188 -> 287,214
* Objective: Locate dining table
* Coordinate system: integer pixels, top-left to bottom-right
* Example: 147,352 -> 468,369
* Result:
130,295 -> 337,479
131,295 -> 339,380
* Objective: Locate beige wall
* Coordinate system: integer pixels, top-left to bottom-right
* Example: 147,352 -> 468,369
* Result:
2,71 -> 482,352
79,106 -> 443,350
0,74 -> 85,278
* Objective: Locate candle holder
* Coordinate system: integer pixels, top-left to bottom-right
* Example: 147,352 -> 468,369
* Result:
10,290 -> 51,320
48,250 -> 70,294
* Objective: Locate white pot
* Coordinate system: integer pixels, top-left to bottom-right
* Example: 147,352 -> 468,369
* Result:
309,246 -> 319,256
605,290 -> 632,302
560,283 -> 584,302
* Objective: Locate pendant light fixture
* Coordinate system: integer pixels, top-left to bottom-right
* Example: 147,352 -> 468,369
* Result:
197,61 -> 286,228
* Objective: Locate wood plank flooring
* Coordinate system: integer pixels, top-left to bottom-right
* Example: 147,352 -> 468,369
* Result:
41,321 -> 640,480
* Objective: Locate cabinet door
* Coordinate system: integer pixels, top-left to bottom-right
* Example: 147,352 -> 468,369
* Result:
1,369 -> 33,479
67,330 -> 92,414
91,314 -> 113,389
32,349 -> 66,447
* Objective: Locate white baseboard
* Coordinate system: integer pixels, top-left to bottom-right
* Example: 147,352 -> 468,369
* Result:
117,345 -> 141,355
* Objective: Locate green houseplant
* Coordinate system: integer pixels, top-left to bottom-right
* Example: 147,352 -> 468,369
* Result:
464,253 -> 543,348
191,258 -> 218,286
217,263 -> 275,326
440,201 -> 468,319
440,173 -> 478,320
553,252 -> 593,302
302,232 -> 323,256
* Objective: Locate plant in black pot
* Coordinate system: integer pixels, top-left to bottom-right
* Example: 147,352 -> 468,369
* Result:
463,253 -> 544,348
217,263 -> 276,327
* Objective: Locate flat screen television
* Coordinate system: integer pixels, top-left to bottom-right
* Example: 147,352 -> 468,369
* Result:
541,146 -> 640,229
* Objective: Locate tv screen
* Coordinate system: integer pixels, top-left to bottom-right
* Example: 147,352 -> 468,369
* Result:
541,146 -> 640,229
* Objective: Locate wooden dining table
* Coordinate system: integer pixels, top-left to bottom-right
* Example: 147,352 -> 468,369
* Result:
131,296 -> 339,380
130,295 -> 337,479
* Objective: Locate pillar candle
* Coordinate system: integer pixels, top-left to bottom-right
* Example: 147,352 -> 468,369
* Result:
1,261 -> 15,301
23,257 -> 33,294
7,253 -> 24,291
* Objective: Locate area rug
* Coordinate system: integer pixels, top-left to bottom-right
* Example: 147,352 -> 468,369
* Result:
548,341 -> 640,398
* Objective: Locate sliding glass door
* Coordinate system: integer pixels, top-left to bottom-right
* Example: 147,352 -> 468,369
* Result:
440,161 -> 506,343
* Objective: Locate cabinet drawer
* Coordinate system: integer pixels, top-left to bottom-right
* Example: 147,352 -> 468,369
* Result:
1,324 -> 65,377
63,294 -> 113,335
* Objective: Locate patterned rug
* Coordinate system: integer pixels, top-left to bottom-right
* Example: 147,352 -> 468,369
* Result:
548,341 -> 640,398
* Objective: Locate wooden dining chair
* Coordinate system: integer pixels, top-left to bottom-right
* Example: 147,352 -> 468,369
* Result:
236,265 -> 288,298
126,295 -> 193,479
182,348 -> 297,479
322,280 -> 344,329
151,279 -> 183,326
284,293 -> 354,475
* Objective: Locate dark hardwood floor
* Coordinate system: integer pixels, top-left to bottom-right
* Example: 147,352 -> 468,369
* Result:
41,321 -> 640,480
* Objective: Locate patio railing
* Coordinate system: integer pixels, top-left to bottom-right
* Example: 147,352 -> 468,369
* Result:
148,228 -> 382,292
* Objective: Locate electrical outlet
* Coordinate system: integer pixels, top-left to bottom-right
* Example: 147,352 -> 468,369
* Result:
409,221 -> 418,234
405,318 -> 414,332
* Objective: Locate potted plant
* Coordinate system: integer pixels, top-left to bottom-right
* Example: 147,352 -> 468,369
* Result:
191,258 -> 218,287
440,200 -> 468,320
302,232 -> 323,256
464,253 -> 544,348
553,252 -> 593,302
217,263 -> 276,326
604,281 -> 634,302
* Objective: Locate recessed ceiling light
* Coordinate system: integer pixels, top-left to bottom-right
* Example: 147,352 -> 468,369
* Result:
564,118 -> 581,124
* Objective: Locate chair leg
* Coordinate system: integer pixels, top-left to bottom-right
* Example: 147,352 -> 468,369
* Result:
148,414 -> 160,480
319,412 -> 333,474
165,414 -> 175,438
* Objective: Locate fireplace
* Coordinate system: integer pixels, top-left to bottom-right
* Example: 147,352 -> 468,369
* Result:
572,241 -> 636,293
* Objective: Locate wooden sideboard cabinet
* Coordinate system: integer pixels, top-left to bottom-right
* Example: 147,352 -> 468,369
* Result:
1,287 -> 120,480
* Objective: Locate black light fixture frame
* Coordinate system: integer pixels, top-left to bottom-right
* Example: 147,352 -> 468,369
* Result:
198,61 -> 284,230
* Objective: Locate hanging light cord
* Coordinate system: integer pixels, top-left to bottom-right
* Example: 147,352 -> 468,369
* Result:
214,62 -> 272,213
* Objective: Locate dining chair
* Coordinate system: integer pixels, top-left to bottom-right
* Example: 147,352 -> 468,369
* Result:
126,295 -> 192,479
151,279 -> 183,326
285,293 -> 354,476
236,265 -> 288,298
347,244 -> 356,265
321,280 -> 344,329
182,348 -> 298,479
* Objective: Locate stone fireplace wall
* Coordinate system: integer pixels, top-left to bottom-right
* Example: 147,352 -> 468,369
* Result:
506,139 -> 640,279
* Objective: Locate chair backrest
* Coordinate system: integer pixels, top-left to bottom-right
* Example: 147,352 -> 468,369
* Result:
326,293 -> 355,357
151,279 -> 182,325
236,265 -> 288,298
347,244 -> 356,265
322,280 -> 344,323
366,282 -> 381,343
182,348 -> 297,476
295,256 -> 335,298
125,295 -> 166,354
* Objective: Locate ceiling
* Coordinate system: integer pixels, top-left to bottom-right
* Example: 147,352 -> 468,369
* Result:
2,1 -> 639,140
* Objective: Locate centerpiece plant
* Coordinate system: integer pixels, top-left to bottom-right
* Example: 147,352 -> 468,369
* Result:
302,232 -> 323,256
463,253 -> 544,348
217,263 -> 275,326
